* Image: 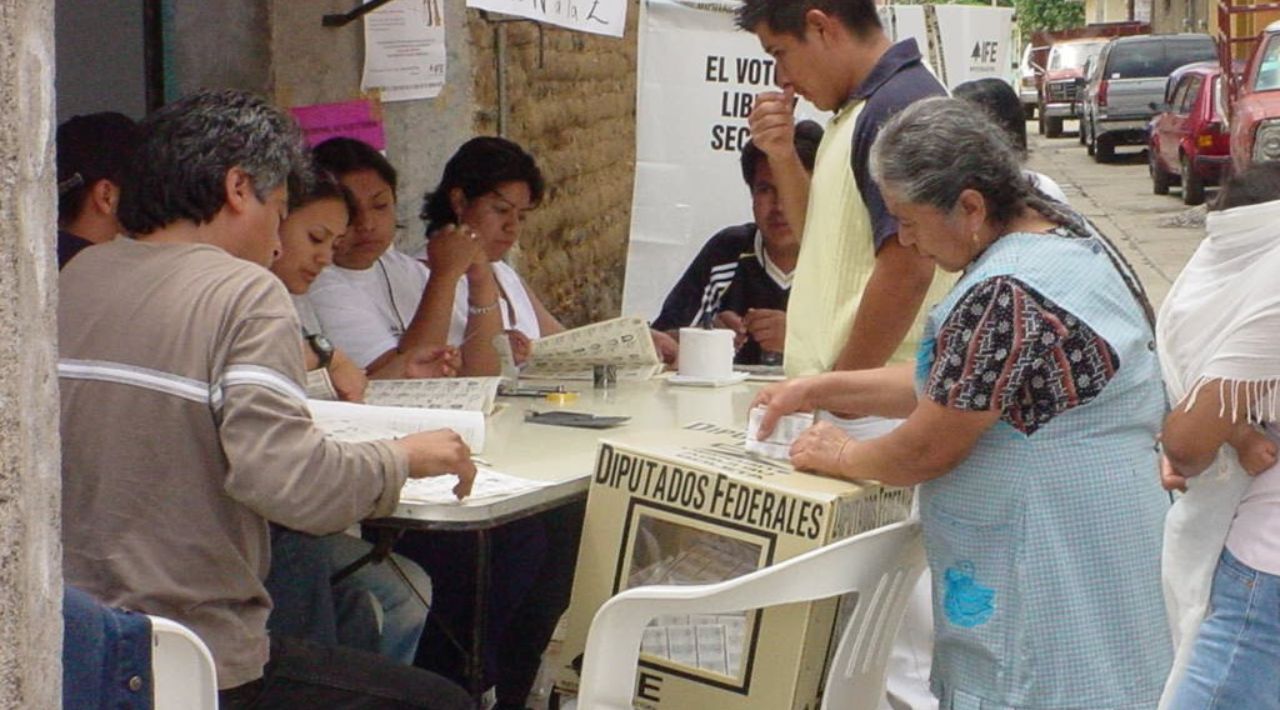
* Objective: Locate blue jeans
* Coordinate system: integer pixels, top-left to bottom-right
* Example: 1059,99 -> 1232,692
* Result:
267,528 -> 429,666
327,531 -> 431,666
1170,548 -> 1280,710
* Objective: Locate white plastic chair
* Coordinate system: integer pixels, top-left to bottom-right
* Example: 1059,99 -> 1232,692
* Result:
148,615 -> 219,710
566,517 -> 925,710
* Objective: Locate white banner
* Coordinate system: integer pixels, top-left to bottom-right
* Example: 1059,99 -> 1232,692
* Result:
466,0 -> 629,38
622,0 -> 827,321
622,2 -> 1015,321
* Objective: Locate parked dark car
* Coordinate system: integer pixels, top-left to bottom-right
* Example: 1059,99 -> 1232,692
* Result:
1082,34 -> 1218,162
1147,62 -> 1232,205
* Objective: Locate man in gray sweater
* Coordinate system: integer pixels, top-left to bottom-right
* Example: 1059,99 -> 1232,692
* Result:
59,89 -> 473,709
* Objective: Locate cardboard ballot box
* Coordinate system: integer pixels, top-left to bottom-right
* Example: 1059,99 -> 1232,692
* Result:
553,422 -> 912,710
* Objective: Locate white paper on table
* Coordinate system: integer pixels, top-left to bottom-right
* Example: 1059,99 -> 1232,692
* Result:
364,377 -> 500,414
308,399 -> 485,452
398,467 -> 552,505
361,0 -> 447,102
521,316 -> 663,380
744,407 -> 813,461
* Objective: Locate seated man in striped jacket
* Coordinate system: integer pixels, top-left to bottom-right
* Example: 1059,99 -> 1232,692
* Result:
652,120 -> 823,365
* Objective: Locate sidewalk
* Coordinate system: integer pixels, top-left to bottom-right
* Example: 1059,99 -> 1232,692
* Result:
1025,124 -> 1206,309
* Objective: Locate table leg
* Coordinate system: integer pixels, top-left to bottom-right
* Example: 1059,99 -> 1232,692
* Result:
469,528 -> 492,701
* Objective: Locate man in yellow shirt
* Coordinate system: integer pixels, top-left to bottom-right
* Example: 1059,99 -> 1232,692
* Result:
739,0 -> 953,377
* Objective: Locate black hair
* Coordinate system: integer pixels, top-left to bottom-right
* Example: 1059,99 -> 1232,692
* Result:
740,119 -> 825,187
294,167 -> 359,225
117,90 -> 310,236
420,137 -> 545,236
1212,162 -> 1280,211
953,78 -> 1028,158
56,112 -> 141,223
736,0 -> 882,39
313,136 -> 399,198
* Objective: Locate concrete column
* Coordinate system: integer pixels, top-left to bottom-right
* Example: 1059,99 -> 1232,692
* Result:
0,0 -> 63,707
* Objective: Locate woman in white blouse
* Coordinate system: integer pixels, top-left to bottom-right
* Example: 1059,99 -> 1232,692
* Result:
417,137 -> 566,365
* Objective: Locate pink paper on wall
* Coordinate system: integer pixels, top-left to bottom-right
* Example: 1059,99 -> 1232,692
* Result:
290,99 -> 386,151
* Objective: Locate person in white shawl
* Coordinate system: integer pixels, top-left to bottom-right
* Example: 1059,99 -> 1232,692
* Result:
1157,162 -> 1280,710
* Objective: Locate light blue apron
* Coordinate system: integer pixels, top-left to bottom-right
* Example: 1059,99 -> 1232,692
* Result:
916,231 -> 1172,709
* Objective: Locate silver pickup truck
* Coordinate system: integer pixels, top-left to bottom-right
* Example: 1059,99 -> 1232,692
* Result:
1081,34 -> 1217,162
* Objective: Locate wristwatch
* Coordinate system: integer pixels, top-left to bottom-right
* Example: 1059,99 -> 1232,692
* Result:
305,332 -> 334,368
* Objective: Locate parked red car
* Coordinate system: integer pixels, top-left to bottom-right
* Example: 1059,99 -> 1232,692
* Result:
1148,62 -> 1232,205
1227,20 -> 1280,174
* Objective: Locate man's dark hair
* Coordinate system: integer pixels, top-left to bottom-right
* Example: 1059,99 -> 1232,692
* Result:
56,112 -> 141,223
1212,162 -> 1280,211
954,78 -> 1028,158
420,137 -> 545,237
736,0 -> 882,39
740,119 -> 825,187
117,90 -> 310,236
313,136 -> 400,198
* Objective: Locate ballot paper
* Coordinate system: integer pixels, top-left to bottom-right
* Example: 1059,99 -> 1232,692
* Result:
744,407 -> 903,461
305,368 -> 339,401
308,399 -> 486,453
399,467 -> 552,506
744,407 -> 814,461
521,317 -> 664,381
364,377 -> 500,415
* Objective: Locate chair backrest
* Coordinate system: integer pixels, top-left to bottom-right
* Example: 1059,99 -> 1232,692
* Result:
571,517 -> 925,710
149,615 -> 219,710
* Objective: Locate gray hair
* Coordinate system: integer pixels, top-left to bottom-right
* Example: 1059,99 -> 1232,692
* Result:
869,96 -> 1027,225
118,89 -> 311,235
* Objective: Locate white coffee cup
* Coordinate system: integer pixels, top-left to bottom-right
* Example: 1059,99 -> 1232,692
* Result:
678,327 -> 735,380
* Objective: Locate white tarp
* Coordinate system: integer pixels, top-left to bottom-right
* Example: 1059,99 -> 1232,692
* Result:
622,1 -> 1015,320
466,0 -> 629,38
622,0 -> 827,321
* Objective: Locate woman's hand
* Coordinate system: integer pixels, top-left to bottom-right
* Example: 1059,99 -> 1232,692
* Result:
1160,455 -> 1189,493
1229,425 -> 1279,476
790,421 -> 854,478
328,350 -> 368,403
507,330 -> 532,366
751,377 -> 815,439
426,224 -> 482,279
403,345 -> 461,379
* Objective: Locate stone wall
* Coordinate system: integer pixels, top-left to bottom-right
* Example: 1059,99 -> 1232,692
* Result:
0,0 -> 63,706
269,0 -> 477,254
468,3 -> 640,327
170,0 -> 643,326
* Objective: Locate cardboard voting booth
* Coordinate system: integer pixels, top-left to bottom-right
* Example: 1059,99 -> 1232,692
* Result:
553,423 -> 912,709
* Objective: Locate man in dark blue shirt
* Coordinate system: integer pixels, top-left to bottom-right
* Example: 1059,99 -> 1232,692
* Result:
653,120 -> 824,365
56,112 -> 140,269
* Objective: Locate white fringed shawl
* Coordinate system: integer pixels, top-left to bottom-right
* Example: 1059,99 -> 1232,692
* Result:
1156,198 -> 1280,708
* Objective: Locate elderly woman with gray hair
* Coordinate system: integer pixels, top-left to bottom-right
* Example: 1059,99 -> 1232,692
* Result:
754,97 -> 1172,709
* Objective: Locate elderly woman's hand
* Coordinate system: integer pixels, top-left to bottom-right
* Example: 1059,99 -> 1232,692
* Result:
790,421 -> 854,478
426,224 -> 483,279
751,377 -> 814,439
